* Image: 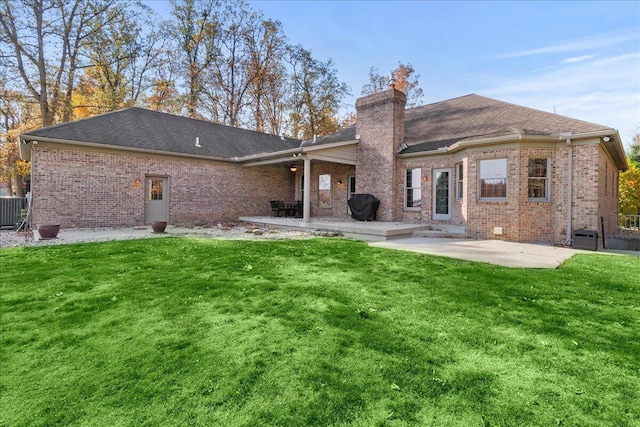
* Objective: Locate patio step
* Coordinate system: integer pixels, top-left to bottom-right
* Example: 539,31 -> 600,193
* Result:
605,234 -> 640,251
412,224 -> 468,239
239,216 -> 431,241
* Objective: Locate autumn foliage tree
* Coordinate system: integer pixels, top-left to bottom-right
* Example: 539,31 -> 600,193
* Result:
0,86 -> 32,196
362,62 -> 424,107
2,0 -> 350,153
619,132 -> 640,215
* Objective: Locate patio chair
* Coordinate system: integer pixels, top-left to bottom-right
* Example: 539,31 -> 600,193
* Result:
293,200 -> 303,218
270,200 -> 285,217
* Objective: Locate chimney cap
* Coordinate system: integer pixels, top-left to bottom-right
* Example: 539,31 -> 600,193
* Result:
388,73 -> 396,89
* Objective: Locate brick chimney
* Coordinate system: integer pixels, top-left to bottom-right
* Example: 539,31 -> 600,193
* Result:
355,87 -> 406,221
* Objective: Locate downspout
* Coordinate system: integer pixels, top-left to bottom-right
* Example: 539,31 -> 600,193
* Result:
561,132 -> 573,246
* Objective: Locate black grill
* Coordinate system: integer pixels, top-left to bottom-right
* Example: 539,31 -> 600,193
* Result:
348,194 -> 380,221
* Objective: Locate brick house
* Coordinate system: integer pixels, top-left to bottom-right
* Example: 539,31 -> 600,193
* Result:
19,86 -> 628,246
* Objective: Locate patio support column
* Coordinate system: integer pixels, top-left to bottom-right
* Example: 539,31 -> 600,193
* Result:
303,158 -> 311,222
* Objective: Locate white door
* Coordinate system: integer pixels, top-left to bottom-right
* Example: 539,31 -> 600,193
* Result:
144,177 -> 169,223
433,169 -> 451,220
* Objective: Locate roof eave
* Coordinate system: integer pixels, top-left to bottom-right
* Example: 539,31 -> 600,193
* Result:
398,130 -> 627,170
301,139 -> 359,152
18,134 -> 235,163
398,134 -> 524,158
237,138 -> 359,164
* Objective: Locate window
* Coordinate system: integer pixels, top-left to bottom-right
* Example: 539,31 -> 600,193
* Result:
318,174 -> 331,208
528,158 -> 550,201
149,179 -> 163,200
456,162 -> 463,200
405,168 -> 422,208
479,159 -> 507,199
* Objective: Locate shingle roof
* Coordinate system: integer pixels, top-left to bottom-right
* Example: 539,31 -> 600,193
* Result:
400,94 -> 612,154
21,95 -> 614,159
301,125 -> 357,146
21,107 -> 301,158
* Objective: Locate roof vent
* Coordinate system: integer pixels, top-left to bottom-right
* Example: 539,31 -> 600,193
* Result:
195,136 -> 201,147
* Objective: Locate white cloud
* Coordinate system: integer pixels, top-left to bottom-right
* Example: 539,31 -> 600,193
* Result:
492,30 -> 639,59
561,54 -> 597,64
481,53 -> 640,149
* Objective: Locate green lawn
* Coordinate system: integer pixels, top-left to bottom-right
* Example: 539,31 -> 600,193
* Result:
1,237 -> 639,426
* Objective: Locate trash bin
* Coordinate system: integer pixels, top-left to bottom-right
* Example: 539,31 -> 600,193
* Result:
572,229 -> 598,251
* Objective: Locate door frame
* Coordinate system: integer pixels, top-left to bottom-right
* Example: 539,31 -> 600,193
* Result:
432,168 -> 452,221
144,175 -> 170,223
347,175 -> 356,215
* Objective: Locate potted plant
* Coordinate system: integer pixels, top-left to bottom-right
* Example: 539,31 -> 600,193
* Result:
151,221 -> 167,233
38,223 -> 60,239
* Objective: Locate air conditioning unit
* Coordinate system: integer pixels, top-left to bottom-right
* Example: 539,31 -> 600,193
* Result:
572,229 -> 598,251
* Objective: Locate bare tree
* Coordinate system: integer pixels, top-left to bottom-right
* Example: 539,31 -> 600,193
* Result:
0,0 -> 121,126
78,4 -> 169,114
245,18 -> 287,133
169,0 -> 220,119
204,1 -> 253,126
288,45 -> 350,139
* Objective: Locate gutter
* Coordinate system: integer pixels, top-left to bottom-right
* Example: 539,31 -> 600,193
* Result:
238,139 -> 359,167
397,130 -> 628,171
19,135 -> 233,163
20,133 -> 360,166
398,134 -> 526,158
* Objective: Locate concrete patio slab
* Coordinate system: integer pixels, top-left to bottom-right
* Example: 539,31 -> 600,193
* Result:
370,237 -> 590,268
239,216 -> 431,241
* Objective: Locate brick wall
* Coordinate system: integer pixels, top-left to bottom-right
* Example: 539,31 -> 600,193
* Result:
397,155 -> 468,225
31,143 -> 294,228
597,144 -> 620,244
295,163 -> 355,219
395,141 -> 606,245
355,88 -> 406,221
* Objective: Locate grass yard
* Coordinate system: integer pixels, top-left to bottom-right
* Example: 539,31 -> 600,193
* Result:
1,237 -> 639,426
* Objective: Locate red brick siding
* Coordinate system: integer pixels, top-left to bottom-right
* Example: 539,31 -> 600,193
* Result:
516,147 -> 556,243
355,89 -> 406,221
297,163 -> 355,218
597,144 -> 620,244
396,142 -> 605,245
397,156 -> 467,225
31,143 -> 294,228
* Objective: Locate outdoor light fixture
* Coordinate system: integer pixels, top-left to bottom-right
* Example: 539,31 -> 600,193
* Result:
133,179 -> 142,188
603,136 -> 612,142
337,180 -> 343,185
289,164 -> 298,172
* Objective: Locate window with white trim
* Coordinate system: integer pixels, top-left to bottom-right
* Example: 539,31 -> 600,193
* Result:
405,168 -> 422,208
528,158 -> 550,201
478,158 -> 507,199
456,162 -> 463,200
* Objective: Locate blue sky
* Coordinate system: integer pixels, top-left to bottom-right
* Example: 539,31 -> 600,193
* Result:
148,0 -> 640,149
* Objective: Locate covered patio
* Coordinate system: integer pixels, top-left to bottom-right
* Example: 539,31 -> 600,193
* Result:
242,131 -> 359,223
